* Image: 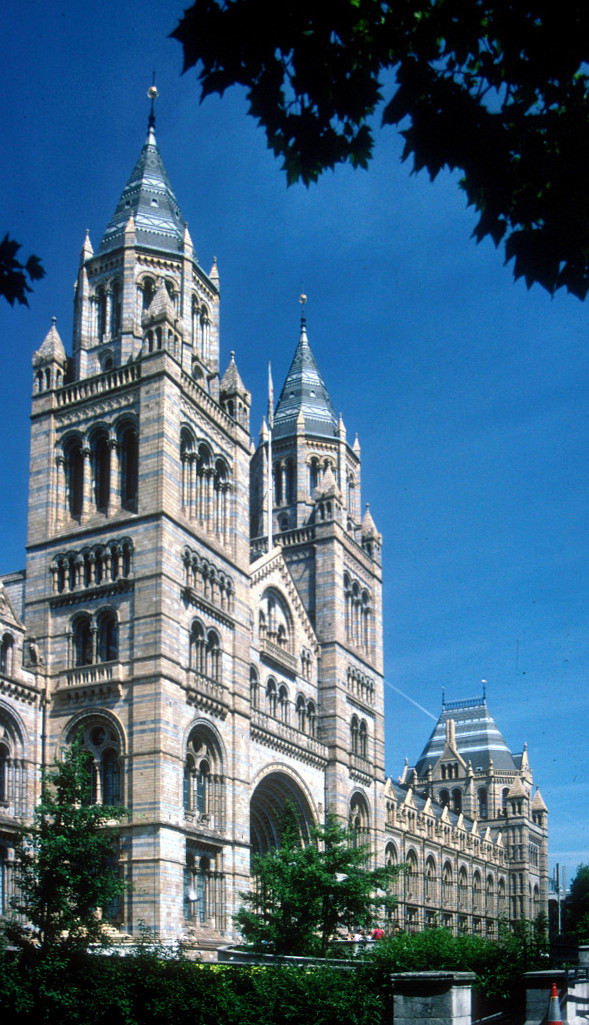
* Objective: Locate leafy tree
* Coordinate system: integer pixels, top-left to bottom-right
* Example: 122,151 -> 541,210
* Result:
7,738 -> 129,958
173,1 -> 589,299
235,801 -> 400,956
567,863 -> 589,941
0,234 -> 44,306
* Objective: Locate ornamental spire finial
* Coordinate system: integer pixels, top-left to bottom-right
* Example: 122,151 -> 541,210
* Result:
147,72 -> 158,130
299,292 -> 307,327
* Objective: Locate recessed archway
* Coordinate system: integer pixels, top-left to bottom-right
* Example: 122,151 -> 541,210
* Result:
250,771 -> 315,857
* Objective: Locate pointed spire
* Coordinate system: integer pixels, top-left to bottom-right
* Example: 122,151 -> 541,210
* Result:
142,277 -> 176,322
361,503 -> 379,539
33,317 -> 67,365
532,787 -> 548,813
99,108 -> 187,255
220,350 -> 247,395
80,229 -> 93,264
273,304 -> 338,440
209,256 -> 219,287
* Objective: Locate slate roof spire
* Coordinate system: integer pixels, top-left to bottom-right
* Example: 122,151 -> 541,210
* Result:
99,87 -> 186,255
273,303 -> 338,440
414,696 -> 517,775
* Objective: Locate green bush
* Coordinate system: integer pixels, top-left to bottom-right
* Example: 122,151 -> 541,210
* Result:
0,946 -> 382,1025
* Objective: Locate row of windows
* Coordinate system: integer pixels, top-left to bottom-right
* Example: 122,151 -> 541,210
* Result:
350,715 -> 368,759
438,785 -> 516,820
250,668 -> 317,736
347,666 -> 375,704
70,610 -> 118,667
180,432 -> 230,541
59,420 -> 138,521
343,572 -> 371,652
51,539 -> 133,594
182,547 -> 234,611
89,277 -> 212,362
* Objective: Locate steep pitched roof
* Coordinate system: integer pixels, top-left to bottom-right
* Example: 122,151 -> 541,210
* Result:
99,125 -> 186,255
33,318 -> 66,365
414,697 -> 517,776
273,319 -> 338,440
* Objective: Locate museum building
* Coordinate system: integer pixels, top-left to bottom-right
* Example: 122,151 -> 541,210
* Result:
0,113 -> 548,948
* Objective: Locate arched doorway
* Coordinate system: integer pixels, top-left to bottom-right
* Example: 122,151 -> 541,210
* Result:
250,771 -> 315,857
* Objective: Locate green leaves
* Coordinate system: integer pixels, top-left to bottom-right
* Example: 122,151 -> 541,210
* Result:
235,801 -> 400,956
0,234 -> 45,307
172,0 -> 589,297
8,739 -> 129,958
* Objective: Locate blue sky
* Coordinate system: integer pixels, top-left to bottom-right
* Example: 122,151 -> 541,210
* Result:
1,1 -> 587,887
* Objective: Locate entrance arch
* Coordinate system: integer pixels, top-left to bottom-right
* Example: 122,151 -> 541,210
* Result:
250,770 -> 315,856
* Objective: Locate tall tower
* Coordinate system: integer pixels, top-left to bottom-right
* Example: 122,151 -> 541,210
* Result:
251,309 -> 385,855
25,107 -> 253,944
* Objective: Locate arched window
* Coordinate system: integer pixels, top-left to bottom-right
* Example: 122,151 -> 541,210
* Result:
97,610 -> 118,663
458,866 -> 468,907
142,277 -> 155,312
259,588 -> 292,654
349,792 -> 370,845
190,621 -> 206,675
351,714 -> 359,755
119,423 -> 138,512
274,461 -> 282,505
250,668 -> 259,710
111,282 -> 121,336
296,695 -> 306,731
266,678 -> 277,717
184,845 -> 225,930
405,849 -> 418,897
97,288 -> 107,340
74,721 -> 123,806
308,458 -> 319,495
306,700 -> 316,737
439,788 -> 450,808
213,458 -> 229,539
473,870 -> 482,913
452,788 -> 462,814
72,614 -> 93,667
278,684 -> 289,723
183,727 -> 223,829
442,861 -> 453,905
486,874 -> 495,916
206,629 -> 221,682
64,436 -> 84,520
478,787 -> 488,820
0,743 -> 8,803
0,634 -> 13,676
359,719 -> 368,758
195,443 -> 211,525
425,856 -> 437,900
92,430 -> 110,513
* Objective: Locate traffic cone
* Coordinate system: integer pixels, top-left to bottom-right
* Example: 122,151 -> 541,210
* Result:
547,983 -> 563,1025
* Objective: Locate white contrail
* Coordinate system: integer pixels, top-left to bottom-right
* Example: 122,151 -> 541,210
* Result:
384,679 -> 437,720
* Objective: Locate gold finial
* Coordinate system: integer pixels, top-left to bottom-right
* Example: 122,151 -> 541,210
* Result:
147,73 -> 158,129
299,293 -> 307,306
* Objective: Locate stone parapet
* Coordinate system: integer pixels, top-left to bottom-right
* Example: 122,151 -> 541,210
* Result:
392,972 -> 476,1025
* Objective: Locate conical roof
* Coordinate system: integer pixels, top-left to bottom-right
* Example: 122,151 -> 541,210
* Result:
33,317 -> 66,365
414,697 -> 517,776
220,351 -> 247,396
273,319 -> 338,440
99,125 -> 186,255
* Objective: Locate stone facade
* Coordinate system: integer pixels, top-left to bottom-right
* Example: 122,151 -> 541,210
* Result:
0,119 -> 548,948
